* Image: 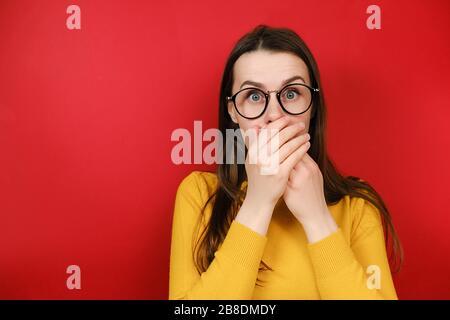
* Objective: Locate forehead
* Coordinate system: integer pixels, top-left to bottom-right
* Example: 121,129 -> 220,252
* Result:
233,50 -> 311,88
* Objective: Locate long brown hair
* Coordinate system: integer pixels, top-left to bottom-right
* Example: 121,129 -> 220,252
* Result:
193,24 -> 403,282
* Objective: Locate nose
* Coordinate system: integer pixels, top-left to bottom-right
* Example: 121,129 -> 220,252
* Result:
265,91 -> 284,124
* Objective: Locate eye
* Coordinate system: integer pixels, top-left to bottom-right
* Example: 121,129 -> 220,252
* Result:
246,90 -> 263,102
284,88 -> 299,100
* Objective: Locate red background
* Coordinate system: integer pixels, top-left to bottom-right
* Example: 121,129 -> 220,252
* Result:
0,0 -> 449,299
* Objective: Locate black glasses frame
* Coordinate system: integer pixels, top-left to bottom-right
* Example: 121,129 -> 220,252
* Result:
226,83 -> 320,120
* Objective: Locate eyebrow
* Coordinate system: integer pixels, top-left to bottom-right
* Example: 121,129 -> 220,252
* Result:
239,75 -> 306,90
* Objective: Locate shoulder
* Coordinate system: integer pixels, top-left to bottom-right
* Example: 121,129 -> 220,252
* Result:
175,170 -> 219,208
332,176 -> 384,226
331,191 -> 383,229
340,194 -> 384,235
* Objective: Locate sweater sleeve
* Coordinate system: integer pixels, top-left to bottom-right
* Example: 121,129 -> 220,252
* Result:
306,197 -> 398,300
168,172 -> 268,300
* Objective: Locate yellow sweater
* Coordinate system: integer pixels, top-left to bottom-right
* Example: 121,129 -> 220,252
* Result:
169,171 -> 398,300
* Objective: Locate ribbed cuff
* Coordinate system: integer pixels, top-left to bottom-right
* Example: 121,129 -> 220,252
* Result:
307,228 -> 355,279
215,220 -> 268,272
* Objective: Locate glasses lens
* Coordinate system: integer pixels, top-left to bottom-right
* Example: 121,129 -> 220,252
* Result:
234,88 -> 266,118
280,84 -> 312,114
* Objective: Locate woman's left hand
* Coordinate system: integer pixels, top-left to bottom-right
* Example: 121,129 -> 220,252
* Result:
283,152 -> 338,243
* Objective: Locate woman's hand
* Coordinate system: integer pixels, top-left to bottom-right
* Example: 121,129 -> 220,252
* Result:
236,117 -> 311,235
283,152 -> 338,243
243,117 -> 310,209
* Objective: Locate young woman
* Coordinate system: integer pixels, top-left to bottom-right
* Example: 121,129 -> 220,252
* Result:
169,25 -> 402,300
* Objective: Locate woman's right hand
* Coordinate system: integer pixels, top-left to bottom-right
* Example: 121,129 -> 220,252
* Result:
243,117 -> 311,209
235,117 -> 311,235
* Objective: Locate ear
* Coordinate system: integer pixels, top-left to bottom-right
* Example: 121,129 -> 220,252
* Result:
227,101 -> 239,124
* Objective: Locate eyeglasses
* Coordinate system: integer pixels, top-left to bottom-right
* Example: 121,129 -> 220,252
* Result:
226,83 -> 319,119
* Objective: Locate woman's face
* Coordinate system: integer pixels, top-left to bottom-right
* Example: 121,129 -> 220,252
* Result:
228,50 -> 312,139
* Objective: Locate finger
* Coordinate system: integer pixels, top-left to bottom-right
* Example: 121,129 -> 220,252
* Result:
287,157 -> 309,188
259,123 -> 306,164
275,133 -> 310,164
268,122 -> 306,154
297,151 -> 317,171
280,140 -> 311,173
257,117 -> 290,148
253,118 -> 292,165
240,125 -> 262,166
240,125 -> 260,149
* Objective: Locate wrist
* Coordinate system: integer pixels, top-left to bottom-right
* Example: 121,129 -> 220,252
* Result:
300,208 -> 338,244
243,191 -> 278,212
235,197 -> 276,236
240,196 -> 276,217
